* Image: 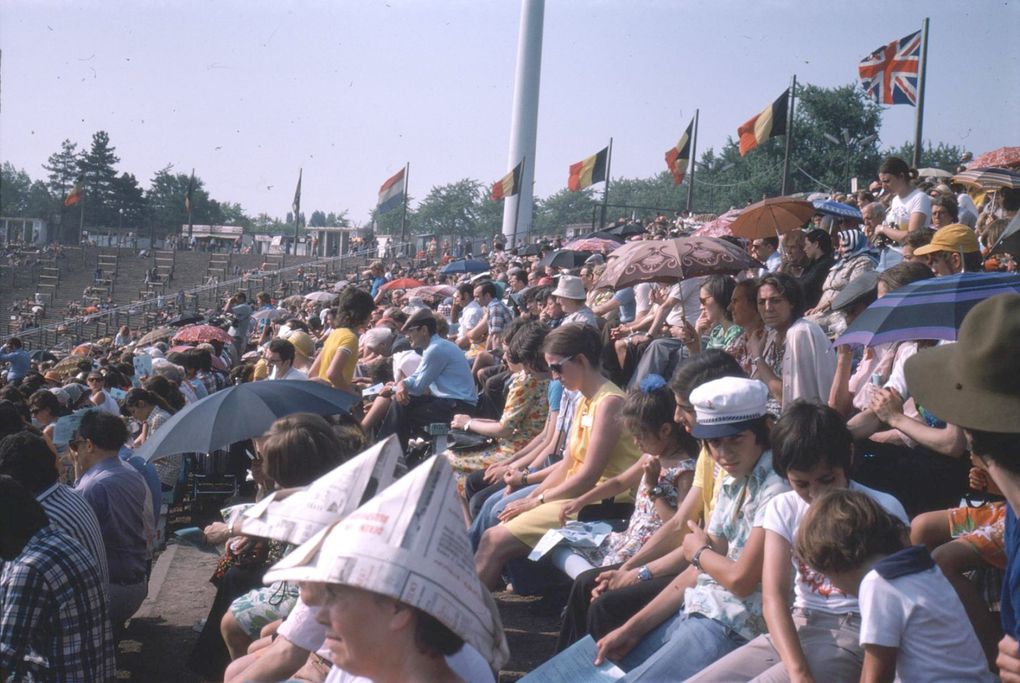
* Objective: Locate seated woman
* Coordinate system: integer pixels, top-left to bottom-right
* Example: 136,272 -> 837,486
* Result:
805,229 -> 877,338
675,275 -> 743,359
555,375 -> 698,650
448,322 -> 551,519
309,287 -> 376,395
798,228 -> 836,309
526,377 -> 789,681
474,323 -> 641,591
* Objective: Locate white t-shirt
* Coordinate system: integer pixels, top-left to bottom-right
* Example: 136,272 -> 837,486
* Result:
634,282 -> 655,318
887,189 -> 932,232
277,597 -> 332,661
270,366 -> 309,381
323,643 -> 495,683
763,482 -> 907,613
665,277 -> 704,326
859,559 -> 994,682
460,300 -> 485,333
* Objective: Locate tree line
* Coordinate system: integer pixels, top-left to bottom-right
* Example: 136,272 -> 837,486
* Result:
1,82 -> 968,244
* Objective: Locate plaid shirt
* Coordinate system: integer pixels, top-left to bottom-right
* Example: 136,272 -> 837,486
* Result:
486,299 -> 514,336
0,526 -> 115,683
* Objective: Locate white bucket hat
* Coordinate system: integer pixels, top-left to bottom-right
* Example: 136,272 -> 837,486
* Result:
552,274 -> 586,301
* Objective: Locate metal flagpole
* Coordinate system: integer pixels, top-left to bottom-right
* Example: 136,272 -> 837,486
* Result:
399,162 -> 410,256
685,109 -> 699,213
912,18 -> 930,169
600,137 -> 613,229
781,75 -> 797,195
512,156 -> 526,249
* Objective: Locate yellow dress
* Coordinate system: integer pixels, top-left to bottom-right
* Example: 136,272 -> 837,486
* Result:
503,380 -> 641,547
317,327 -> 358,385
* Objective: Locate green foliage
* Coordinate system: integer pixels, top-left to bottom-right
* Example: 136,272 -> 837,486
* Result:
885,141 -> 969,172
77,131 -> 121,229
42,139 -> 80,199
414,178 -> 484,238
533,187 -> 598,234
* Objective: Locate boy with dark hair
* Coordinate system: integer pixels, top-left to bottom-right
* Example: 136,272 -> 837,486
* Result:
795,489 -> 992,682
689,401 -> 907,682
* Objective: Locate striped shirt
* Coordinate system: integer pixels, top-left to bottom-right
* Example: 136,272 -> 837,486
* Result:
0,526 -> 116,682
36,483 -> 110,587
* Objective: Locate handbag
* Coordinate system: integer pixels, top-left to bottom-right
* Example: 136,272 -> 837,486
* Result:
447,428 -> 494,452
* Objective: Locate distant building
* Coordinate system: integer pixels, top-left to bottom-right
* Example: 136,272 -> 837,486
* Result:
1,217 -> 48,246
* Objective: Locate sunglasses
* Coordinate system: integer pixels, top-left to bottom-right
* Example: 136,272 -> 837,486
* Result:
548,355 -> 576,375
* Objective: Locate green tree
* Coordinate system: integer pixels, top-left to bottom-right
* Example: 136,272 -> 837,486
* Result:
533,187 -> 598,234
308,210 -> 327,228
886,141 -> 970,172
370,197 -> 414,237
111,172 -> 147,230
414,179 -> 485,238
324,210 -> 349,227
77,131 -> 121,228
606,172 -> 685,223
42,139 -> 81,199
0,163 -> 33,216
146,166 -> 216,238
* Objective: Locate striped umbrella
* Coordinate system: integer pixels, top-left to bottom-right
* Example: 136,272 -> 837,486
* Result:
951,167 -> 1020,191
835,272 -> 1020,347
812,199 -> 863,221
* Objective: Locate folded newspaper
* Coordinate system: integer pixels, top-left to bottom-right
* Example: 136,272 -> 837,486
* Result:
528,521 -> 614,562
264,453 -> 510,670
235,435 -> 403,546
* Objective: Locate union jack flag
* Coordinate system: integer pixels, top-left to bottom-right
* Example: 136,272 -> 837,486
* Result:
858,30 -> 921,106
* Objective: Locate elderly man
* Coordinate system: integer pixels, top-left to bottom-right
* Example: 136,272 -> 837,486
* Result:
554,275 -> 599,328
778,229 -> 808,277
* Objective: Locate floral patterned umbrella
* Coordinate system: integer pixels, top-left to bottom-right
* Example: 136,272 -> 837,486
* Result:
692,208 -> 743,238
595,237 -> 761,289
965,147 -> 1020,170
565,237 -> 621,253
172,324 -> 234,344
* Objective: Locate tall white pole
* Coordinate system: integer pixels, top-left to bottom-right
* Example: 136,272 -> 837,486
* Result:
501,0 -> 544,249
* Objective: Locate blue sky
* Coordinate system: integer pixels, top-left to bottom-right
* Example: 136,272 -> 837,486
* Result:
2,0 -> 1017,223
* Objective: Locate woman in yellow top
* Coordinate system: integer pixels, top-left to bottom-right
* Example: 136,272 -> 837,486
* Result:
474,322 -> 641,591
309,287 -> 375,395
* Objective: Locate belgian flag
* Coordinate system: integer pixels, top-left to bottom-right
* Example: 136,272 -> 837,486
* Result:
491,160 -> 523,201
184,169 -> 195,214
737,89 -> 789,157
568,147 -> 608,192
665,119 -> 694,186
64,177 -> 84,207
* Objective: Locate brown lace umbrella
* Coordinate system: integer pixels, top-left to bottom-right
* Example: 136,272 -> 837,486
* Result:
595,237 -> 761,290
136,326 -> 175,347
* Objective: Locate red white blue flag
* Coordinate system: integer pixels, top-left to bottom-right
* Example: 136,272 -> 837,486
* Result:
858,30 -> 921,106
376,168 -> 406,215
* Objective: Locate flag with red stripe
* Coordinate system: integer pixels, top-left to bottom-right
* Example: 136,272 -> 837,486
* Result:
568,147 -> 608,192
737,89 -> 789,157
665,119 -> 695,186
858,30 -> 921,106
377,168 -> 406,215
491,160 -> 523,201
64,177 -> 84,207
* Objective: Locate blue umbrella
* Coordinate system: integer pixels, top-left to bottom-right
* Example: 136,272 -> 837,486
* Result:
812,199 -> 863,221
134,380 -> 358,462
440,259 -> 490,274
835,272 -> 1020,347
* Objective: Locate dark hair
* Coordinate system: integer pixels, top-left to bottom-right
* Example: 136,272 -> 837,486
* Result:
268,338 -> 296,364
508,269 -> 527,286
413,608 -> 464,657
969,429 -> 1020,475
7,337 -> 23,349
0,401 -> 25,440
0,432 -> 59,493
771,401 -> 853,479
1001,188 -> 1020,213
260,413 -> 362,488
0,475 -> 49,560
877,261 -> 933,293
701,275 -> 736,321
505,321 -> 548,372
124,387 -> 175,414
757,272 -> 807,319
759,236 -> 779,249
879,156 -> 917,182
669,349 -> 746,399
77,410 -> 128,451
334,288 -> 376,328
794,489 -> 907,575
475,281 -> 498,300
931,194 -> 959,222
28,390 -> 65,418
543,323 -> 601,369
805,228 -> 833,256
961,250 -> 984,273
189,349 -> 213,373
623,379 -> 698,458
903,229 -> 934,251
142,375 -> 185,412
456,283 -> 474,300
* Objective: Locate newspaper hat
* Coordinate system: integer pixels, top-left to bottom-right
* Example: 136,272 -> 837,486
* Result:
238,436 -> 402,546
689,376 -> 769,439
264,453 -> 509,670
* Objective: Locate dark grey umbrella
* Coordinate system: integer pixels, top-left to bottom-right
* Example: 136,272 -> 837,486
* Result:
539,249 -> 590,270
134,380 -> 358,462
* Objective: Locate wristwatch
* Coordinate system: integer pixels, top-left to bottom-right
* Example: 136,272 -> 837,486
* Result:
648,485 -> 664,500
637,565 -> 653,582
538,492 -> 545,504
691,544 -> 712,571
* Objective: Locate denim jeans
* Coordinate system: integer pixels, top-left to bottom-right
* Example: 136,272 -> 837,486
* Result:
621,612 -> 748,681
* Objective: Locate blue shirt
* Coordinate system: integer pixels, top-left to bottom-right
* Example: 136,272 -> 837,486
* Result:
0,347 -> 30,383
1003,507 -> 1020,638
370,276 -> 387,297
613,287 -> 637,324
120,447 -> 163,529
75,457 -> 150,585
402,334 -> 477,404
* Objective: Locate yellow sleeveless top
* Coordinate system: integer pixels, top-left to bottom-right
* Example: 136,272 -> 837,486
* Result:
565,380 -> 641,482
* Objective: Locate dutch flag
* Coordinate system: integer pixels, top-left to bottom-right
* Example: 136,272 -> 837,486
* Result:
377,168 -> 406,215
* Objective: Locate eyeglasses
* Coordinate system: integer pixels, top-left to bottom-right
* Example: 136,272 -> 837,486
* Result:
87,377 -> 102,383
68,438 -> 83,452
548,355 -> 576,375
265,356 -> 284,365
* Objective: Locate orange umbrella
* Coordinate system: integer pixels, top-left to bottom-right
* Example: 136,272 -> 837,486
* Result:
379,277 -> 424,292
728,197 -> 815,240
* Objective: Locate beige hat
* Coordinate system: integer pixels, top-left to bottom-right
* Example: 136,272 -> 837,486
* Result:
552,274 -> 586,300
284,330 -> 315,360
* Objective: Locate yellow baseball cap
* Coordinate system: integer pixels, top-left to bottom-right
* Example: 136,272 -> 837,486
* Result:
912,224 -> 980,256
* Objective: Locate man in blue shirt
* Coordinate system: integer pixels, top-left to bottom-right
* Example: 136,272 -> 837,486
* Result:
380,308 -> 477,452
904,294 -> 1020,679
71,411 -> 150,636
0,336 -> 30,385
